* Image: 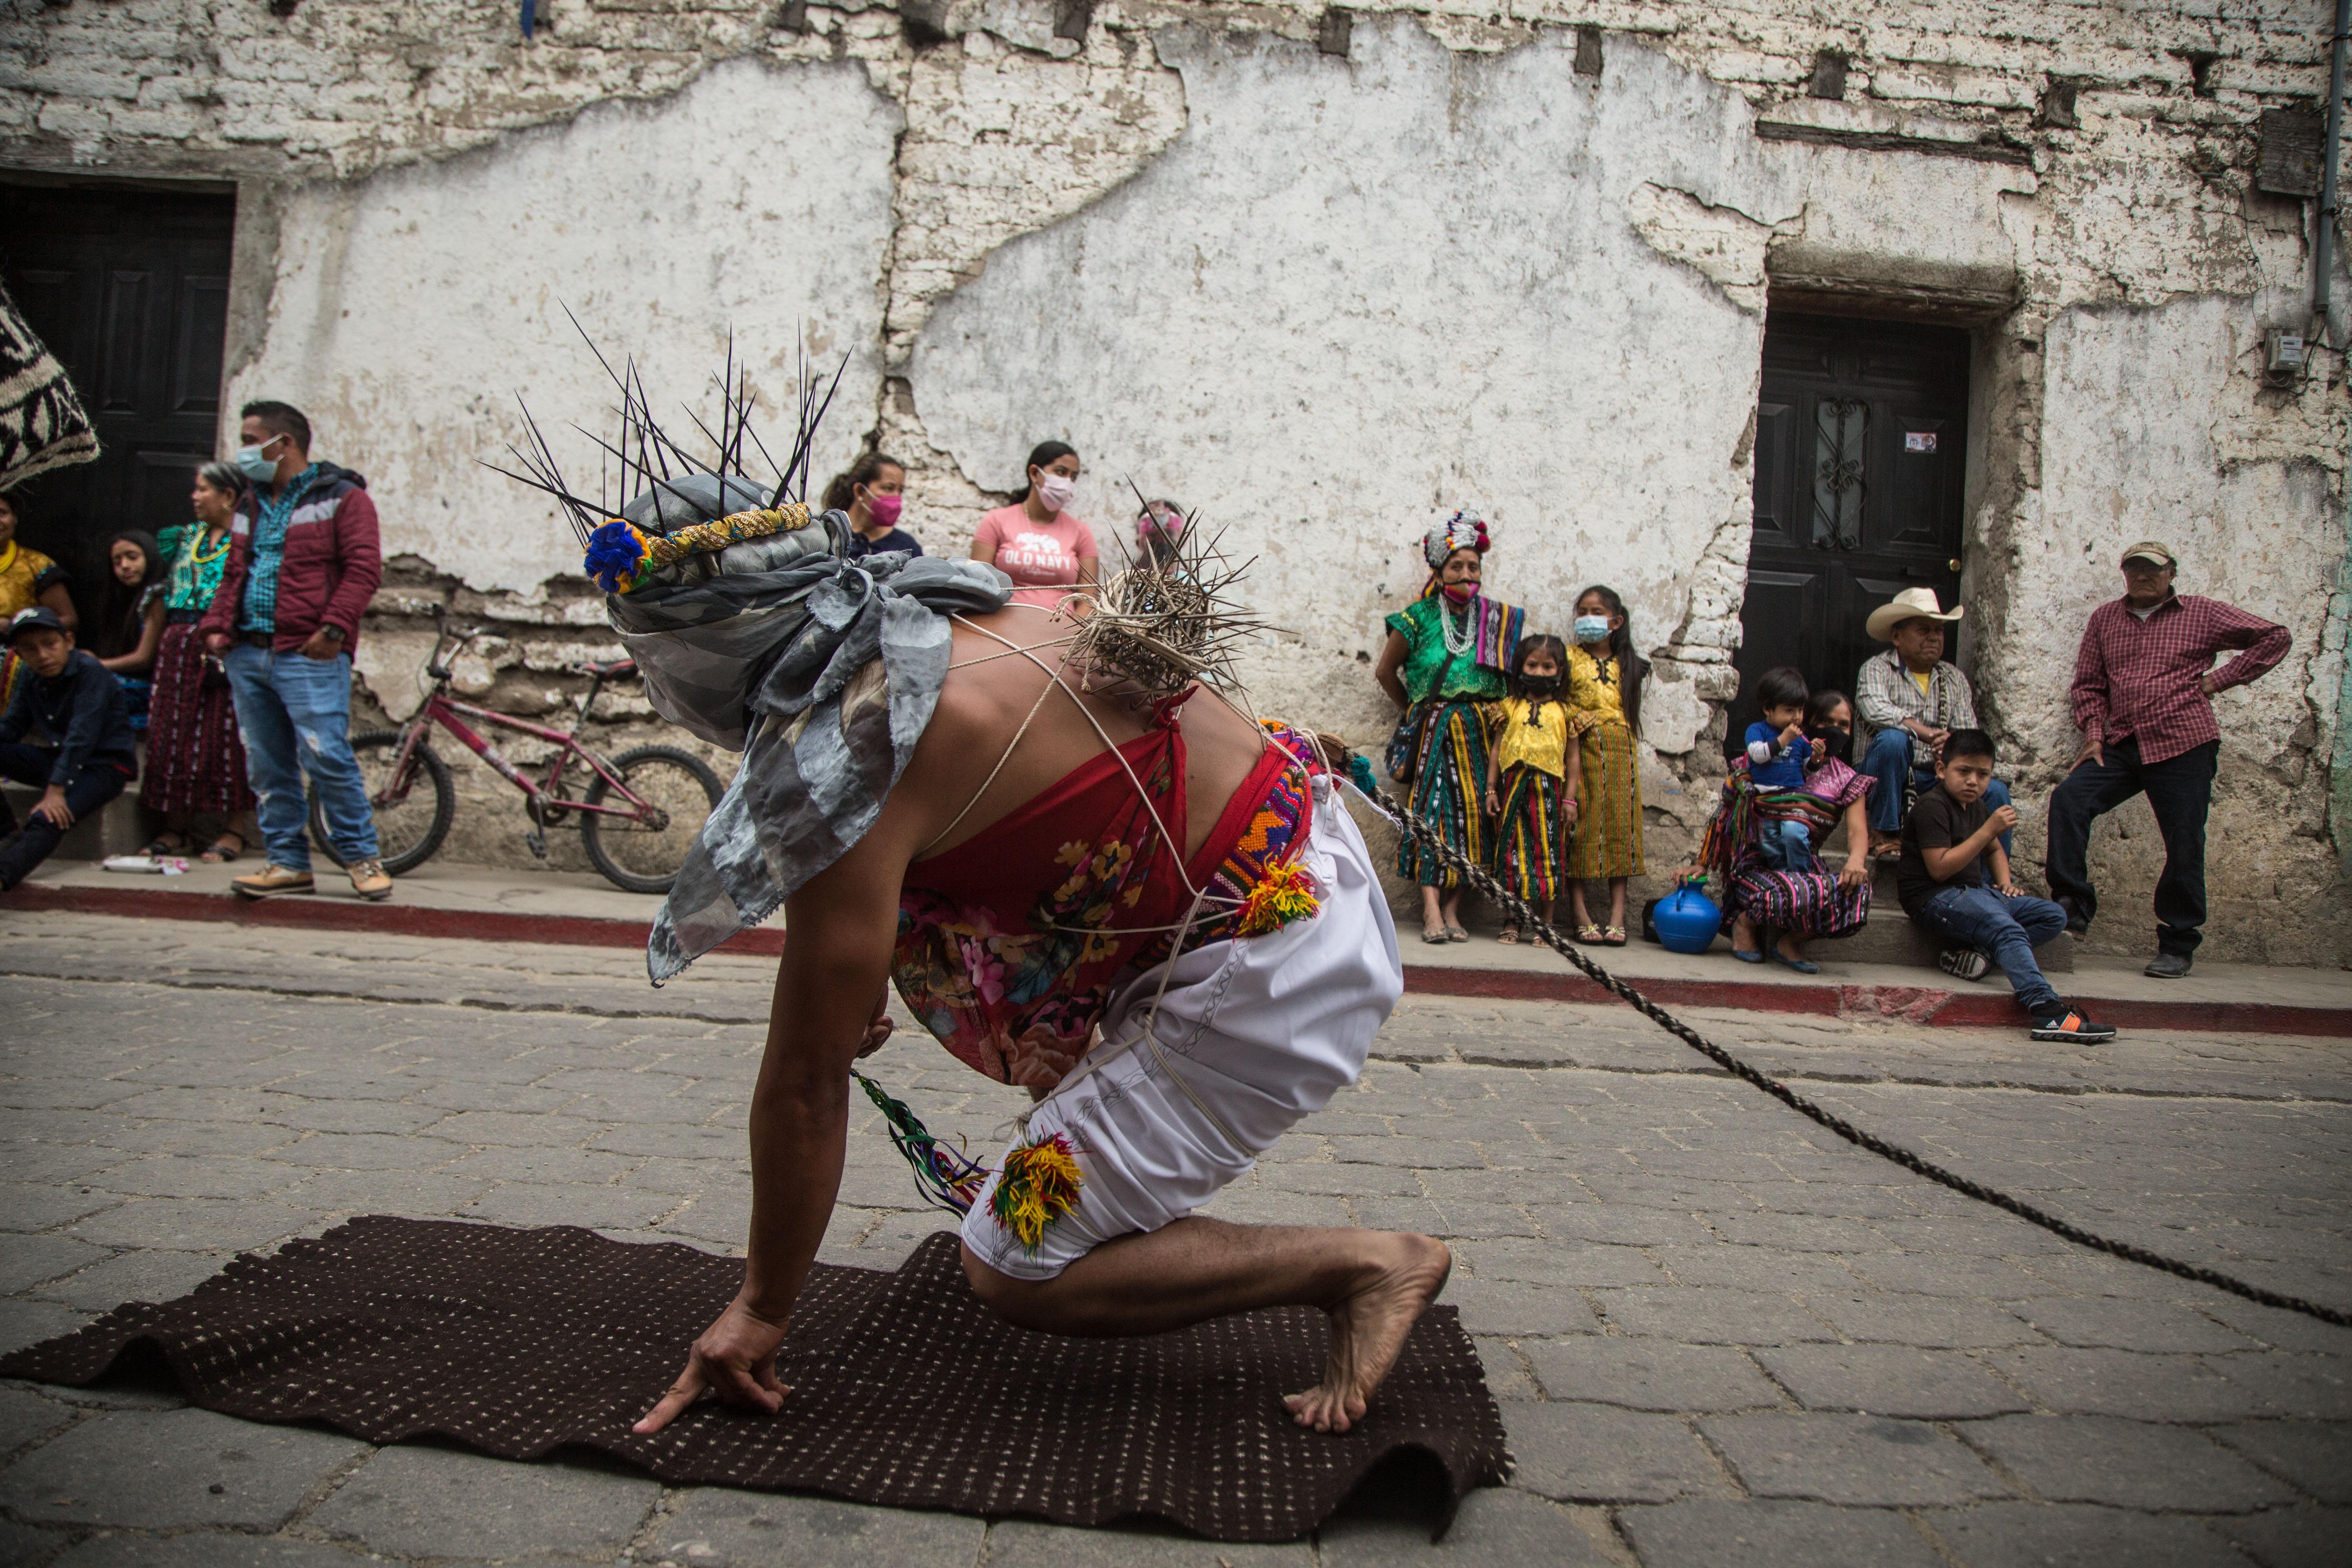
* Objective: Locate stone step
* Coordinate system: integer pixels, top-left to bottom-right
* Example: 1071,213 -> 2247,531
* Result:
3,779 -> 158,862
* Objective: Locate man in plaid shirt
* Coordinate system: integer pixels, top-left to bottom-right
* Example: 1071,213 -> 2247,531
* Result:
2046,542 -> 2290,978
1854,587 -> 2013,861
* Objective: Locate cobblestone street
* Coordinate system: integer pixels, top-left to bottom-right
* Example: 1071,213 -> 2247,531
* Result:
1,911 -> 2346,1566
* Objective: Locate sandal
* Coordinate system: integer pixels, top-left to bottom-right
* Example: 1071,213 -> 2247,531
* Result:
1446,925 -> 1470,942
1574,924 -> 1605,944
1421,927 -> 1451,945
1497,925 -> 1520,945
142,833 -> 190,857
200,831 -> 245,864
1603,924 -> 1628,947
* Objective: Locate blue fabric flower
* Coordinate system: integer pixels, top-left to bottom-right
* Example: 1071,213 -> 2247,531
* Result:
585,519 -> 646,593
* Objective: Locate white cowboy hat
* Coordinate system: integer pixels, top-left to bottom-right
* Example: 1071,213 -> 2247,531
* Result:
1866,587 -> 1965,642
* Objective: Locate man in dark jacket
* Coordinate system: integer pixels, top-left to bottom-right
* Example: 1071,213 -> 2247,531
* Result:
0,608 -> 136,891
200,400 -> 391,900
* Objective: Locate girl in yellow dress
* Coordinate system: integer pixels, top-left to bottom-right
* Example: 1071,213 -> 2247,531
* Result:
0,492 -> 75,708
1482,634 -> 1572,943
1563,585 -> 1646,944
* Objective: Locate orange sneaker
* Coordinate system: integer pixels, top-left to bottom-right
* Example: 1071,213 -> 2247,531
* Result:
2029,1008 -> 2116,1043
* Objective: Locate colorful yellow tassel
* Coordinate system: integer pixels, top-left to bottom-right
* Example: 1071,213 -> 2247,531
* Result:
1235,857 -> 1320,937
990,1132 -> 1084,1254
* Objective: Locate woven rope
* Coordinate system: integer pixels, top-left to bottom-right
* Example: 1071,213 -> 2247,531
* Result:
639,503 -> 813,568
1368,786 -> 2352,1329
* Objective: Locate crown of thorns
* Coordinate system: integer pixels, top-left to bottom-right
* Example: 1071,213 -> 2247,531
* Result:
1061,484 -> 1271,696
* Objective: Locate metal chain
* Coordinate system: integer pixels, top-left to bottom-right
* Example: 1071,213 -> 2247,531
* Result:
1371,788 -> 2352,1329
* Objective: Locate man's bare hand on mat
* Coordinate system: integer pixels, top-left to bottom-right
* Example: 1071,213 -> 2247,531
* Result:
631,1296 -> 791,1434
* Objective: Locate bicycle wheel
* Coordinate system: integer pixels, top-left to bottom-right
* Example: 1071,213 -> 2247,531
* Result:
581,744 -> 724,894
310,728 -> 455,876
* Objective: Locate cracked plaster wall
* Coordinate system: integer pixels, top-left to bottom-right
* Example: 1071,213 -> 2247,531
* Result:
233,53 -> 900,593
5,0 -> 2349,956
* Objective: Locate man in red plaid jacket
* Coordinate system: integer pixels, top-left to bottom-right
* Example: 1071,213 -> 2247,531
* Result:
2045,541 -> 2290,978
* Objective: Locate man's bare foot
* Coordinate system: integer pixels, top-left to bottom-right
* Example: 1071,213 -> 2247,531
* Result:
1283,1232 -> 1452,1434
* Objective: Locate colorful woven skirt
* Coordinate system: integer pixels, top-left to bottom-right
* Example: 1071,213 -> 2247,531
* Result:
140,620 -> 255,815
1491,763 -> 1568,901
1396,698 -> 1488,890
1730,866 -> 1869,940
1566,717 -> 1644,878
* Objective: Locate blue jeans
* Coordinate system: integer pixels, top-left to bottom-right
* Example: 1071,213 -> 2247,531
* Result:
1862,728 -> 2012,851
0,744 -> 129,890
1755,817 -> 1813,872
1911,884 -> 2065,1016
224,643 -> 378,870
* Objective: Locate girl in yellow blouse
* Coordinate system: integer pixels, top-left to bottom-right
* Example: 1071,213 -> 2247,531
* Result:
1562,585 -> 1647,944
1482,635 -> 1572,943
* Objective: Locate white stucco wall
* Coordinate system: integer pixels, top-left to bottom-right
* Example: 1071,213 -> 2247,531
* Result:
229,56 -> 902,594
1986,297 -> 2345,957
906,20 -> 2034,745
9,0 -> 2348,955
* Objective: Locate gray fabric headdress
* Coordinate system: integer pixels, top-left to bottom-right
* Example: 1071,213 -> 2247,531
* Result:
616,544 -> 1008,980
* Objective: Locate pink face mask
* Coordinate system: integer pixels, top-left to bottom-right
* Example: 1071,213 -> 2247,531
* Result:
866,492 -> 904,528
1441,582 -> 1478,605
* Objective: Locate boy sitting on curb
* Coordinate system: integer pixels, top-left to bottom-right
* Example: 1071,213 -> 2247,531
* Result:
0,607 -> 137,893
1896,728 -> 2117,1042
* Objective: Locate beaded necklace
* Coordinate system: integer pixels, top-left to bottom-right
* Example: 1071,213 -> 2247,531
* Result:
1437,596 -> 1475,657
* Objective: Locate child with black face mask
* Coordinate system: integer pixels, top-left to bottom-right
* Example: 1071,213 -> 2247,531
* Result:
1483,633 -> 1572,944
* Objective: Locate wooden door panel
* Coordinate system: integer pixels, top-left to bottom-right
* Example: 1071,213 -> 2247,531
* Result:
174,275 -> 229,414
1,181 -> 235,596
1730,566 -> 1825,721
1734,313 -> 1970,755
99,269 -> 152,413
1750,399 -> 1801,552
1877,412 -> 1956,554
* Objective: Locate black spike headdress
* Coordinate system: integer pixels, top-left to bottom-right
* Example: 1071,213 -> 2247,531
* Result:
484,314 -> 853,593
484,318 -> 1011,979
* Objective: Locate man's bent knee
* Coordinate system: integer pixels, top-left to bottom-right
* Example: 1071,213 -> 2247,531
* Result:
960,1238 -> 1058,1325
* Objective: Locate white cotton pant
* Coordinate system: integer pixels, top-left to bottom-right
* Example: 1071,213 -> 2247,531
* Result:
959,777 -> 1405,1280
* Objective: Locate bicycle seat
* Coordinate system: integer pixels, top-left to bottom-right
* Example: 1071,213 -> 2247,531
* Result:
578,659 -> 637,679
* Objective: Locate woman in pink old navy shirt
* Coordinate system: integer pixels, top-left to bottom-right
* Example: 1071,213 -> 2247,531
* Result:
971,441 -> 1099,610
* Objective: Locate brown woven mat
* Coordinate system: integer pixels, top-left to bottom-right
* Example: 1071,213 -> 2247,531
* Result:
0,1216 -> 1508,1541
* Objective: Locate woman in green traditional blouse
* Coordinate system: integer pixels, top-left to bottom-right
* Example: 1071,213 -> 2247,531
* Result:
140,461 -> 256,860
1373,511 -> 1524,944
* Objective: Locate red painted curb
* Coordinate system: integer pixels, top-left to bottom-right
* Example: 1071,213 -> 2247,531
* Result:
0,882 -> 787,959
12,880 -> 2349,1036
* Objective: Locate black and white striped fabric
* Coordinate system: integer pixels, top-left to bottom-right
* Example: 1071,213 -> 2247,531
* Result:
0,277 -> 98,492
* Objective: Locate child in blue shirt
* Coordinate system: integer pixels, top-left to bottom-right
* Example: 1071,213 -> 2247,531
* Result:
1743,665 -> 1815,870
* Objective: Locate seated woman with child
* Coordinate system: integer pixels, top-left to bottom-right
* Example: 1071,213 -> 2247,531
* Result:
1683,674 -> 1872,973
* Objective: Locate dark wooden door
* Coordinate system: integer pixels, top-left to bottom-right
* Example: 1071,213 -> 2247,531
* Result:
0,180 -> 236,617
1732,313 -> 1971,753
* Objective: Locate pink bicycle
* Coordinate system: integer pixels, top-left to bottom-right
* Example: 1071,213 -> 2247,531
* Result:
309,607 -> 722,893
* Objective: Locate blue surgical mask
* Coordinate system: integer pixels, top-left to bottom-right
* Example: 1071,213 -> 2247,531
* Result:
234,441 -> 278,482
1574,615 -> 1611,644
